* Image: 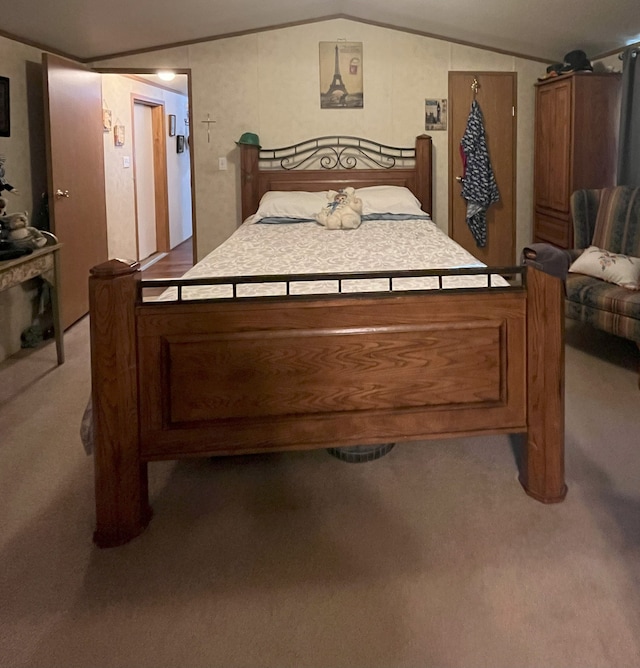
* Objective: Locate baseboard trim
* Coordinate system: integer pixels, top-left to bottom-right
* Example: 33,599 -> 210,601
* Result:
139,253 -> 168,272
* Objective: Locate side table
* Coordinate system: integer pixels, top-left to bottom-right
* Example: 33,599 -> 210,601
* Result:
0,232 -> 64,364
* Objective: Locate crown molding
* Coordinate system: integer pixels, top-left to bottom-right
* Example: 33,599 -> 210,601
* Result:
0,28 -> 82,62
85,14 -> 553,64
594,40 -> 640,60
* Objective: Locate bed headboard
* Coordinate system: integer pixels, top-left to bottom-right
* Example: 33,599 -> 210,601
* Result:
239,135 -> 433,222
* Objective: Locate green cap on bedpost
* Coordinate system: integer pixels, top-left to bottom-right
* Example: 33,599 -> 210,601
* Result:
235,132 -> 261,148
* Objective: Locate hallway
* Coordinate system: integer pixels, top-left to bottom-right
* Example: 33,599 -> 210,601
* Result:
140,238 -> 194,281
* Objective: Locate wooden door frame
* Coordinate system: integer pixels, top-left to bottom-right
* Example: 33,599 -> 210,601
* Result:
131,94 -> 170,256
447,71 -> 517,263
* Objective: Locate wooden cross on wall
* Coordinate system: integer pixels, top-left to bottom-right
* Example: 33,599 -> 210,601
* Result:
201,114 -> 216,143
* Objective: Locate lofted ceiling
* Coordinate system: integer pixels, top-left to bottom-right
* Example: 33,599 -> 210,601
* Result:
1,0 -> 639,63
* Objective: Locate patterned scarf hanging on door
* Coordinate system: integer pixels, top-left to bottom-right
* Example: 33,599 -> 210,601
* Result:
459,100 -> 500,247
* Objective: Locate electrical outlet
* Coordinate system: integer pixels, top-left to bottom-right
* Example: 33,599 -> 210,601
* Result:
218,157 -> 227,170
122,156 -> 131,168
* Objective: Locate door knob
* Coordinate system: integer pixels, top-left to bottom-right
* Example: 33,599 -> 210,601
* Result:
455,176 -> 463,182
55,189 -> 70,199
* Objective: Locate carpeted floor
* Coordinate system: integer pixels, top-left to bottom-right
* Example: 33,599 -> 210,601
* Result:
1,317 -> 639,668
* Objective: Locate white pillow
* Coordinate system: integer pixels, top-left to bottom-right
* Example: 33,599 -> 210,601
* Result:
356,185 -> 425,216
569,245 -> 640,290
249,190 -> 327,223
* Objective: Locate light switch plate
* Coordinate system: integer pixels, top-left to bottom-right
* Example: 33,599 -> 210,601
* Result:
123,156 -> 131,168
218,157 -> 227,170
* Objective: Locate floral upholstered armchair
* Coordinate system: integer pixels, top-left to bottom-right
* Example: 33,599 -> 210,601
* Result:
564,187 -> 640,382
522,186 -> 640,384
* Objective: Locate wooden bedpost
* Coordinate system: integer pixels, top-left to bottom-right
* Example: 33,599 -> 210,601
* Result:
521,266 -> 568,503
240,143 -> 260,222
415,134 -> 433,216
89,259 -> 151,547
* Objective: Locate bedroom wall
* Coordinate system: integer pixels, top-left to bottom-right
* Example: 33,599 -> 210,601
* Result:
0,36 -> 49,362
91,18 -> 546,261
101,74 -> 191,260
594,53 -> 624,73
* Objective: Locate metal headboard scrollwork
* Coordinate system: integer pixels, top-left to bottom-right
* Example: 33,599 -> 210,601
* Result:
239,134 -> 432,223
258,136 -> 417,171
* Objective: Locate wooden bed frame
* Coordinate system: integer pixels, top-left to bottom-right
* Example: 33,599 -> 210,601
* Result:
89,134 -> 567,548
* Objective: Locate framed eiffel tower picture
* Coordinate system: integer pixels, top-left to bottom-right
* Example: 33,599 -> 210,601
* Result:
319,42 -> 363,109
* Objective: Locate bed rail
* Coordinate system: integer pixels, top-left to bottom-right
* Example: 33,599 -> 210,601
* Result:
139,265 -> 525,303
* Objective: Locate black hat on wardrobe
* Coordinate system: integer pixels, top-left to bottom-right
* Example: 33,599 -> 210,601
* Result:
560,50 -> 593,73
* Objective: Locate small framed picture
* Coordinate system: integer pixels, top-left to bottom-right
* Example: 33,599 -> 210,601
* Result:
176,134 -> 185,153
319,42 -> 364,109
168,114 -> 176,136
425,99 -> 447,131
0,77 -> 10,138
102,108 -> 112,132
114,124 -> 125,146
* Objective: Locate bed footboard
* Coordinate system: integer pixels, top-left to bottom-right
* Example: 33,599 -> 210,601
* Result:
89,262 -> 566,547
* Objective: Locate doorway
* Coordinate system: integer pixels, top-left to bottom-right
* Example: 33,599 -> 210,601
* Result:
43,64 -> 195,330
97,69 -> 195,268
132,97 -> 169,263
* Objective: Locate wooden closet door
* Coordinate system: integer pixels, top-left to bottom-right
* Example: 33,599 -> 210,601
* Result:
534,80 -> 572,214
449,72 -> 517,266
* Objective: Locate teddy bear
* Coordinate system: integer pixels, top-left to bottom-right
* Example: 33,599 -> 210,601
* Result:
314,187 -> 363,230
0,211 -> 47,250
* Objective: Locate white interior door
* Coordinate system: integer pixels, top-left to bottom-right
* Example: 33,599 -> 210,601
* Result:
133,103 -> 157,261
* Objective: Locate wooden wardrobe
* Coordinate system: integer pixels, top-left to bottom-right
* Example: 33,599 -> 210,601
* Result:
533,72 -> 621,248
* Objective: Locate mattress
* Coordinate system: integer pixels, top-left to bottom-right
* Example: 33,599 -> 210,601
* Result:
156,217 -> 508,301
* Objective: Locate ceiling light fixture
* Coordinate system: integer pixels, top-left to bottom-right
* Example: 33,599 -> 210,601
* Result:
157,70 -> 176,81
